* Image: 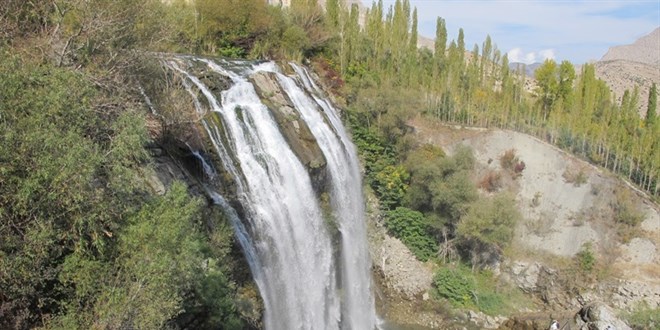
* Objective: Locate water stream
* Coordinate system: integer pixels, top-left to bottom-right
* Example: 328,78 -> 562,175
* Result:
166,57 -> 376,329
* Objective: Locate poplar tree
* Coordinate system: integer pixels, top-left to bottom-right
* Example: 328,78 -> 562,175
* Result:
558,60 -> 576,108
409,8 -> 418,54
480,35 -> 492,81
646,83 -> 657,127
326,0 -> 340,29
457,28 -> 465,65
535,59 -> 558,120
434,17 -> 447,67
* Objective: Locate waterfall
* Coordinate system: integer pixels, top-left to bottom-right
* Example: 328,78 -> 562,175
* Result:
166,57 -> 376,330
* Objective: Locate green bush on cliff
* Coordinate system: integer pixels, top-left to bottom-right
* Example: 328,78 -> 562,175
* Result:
385,207 -> 438,261
624,301 -> 660,330
350,123 -> 410,210
0,52 -> 244,330
432,266 -> 476,307
433,265 -> 527,315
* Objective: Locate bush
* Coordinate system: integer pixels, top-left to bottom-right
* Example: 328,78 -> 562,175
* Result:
479,170 -> 502,192
575,242 -> 596,272
611,189 -> 645,243
433,265 -> 530,315
500,149 -> 525,177
624,301 -> 659,330
457,194 -> 520,254
563,166 -> 588,187
374,165 -> 410,210
500,149 -> 518,170
385,207 -> 438,261
612,190 -> 645,227
432,267 -> 476,307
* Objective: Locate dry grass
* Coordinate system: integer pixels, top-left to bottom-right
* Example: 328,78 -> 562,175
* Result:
500,148 -> 526,178
563,165 -> 589,187
479,170 -> 502,192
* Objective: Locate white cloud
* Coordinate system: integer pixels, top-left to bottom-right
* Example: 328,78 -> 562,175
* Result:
524,52 -> 537,64
507,48 -> 523,63
539,49 -> 555,61
507,47 -> 539,64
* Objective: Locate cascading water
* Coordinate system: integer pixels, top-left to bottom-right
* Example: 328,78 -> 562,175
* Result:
166,57 -> 376,329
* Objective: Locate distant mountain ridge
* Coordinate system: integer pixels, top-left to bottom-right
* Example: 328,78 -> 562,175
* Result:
508,62 -> 542,77
596,27 -> 660,116
601,27 -> 660,66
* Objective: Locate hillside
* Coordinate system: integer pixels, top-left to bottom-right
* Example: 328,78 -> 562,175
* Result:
596,28 -> 660,116
601,27 -> 660,65
408,117 -> 660,319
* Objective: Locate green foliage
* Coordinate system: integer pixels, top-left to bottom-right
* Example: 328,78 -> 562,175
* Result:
0,52 -> 149,329
374,165 -> 410,210
98,183 -> 204,329
612,189 -> 645,227
433,265 -> 529,315
0,50 -> 243,330
350,123 -> 411,210
646,82 -> 657,127
457,193 -> 520,253
432,266 -> 476,307
429,168 -> 478,224
405,144 -> 477,224
194,0 -> 273,57
575,242 -> 596,272
623,301 -> 660,330
385,207 -> 438,261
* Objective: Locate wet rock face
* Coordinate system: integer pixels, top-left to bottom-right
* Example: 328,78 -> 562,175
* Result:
249,71 -> 328,195
190,61 -> 232,94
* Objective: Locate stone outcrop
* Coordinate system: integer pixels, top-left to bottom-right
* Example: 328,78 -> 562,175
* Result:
249,71 -> 328,194
572,302 -> 631,330
374,235 -> 433,300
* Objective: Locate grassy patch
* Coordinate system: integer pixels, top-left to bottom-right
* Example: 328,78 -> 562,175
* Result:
622,301 -> 660,330
432,264 -> 533,316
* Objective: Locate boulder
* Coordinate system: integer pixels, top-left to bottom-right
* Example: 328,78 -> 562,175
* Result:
573,302 -> 631,330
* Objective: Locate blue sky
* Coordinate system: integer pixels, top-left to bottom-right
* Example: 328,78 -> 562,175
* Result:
379,0 -> 660,64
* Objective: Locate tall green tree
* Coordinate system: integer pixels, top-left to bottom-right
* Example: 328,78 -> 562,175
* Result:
409,8 -> 418,54
434,17 -> 447,64
558,60 -> 576,108
534,59 -> 558,120
325,0 -> 340,29
646,82 -> 657,127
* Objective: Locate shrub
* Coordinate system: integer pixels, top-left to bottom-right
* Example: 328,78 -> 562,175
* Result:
563,166 -> 589,187
432,267 -> 476,307
433,265 -> 530,315
623,301 -> 659,330
457,194 -> 520,252
374,165 -> 410,210
575,242 -> 596,272
611,189 -> 645,243
612,190 -> 645,227
500,149 -> 518,170
479,170 -> 502,192
500,149 -> 525,177
385,207 -> 438,261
